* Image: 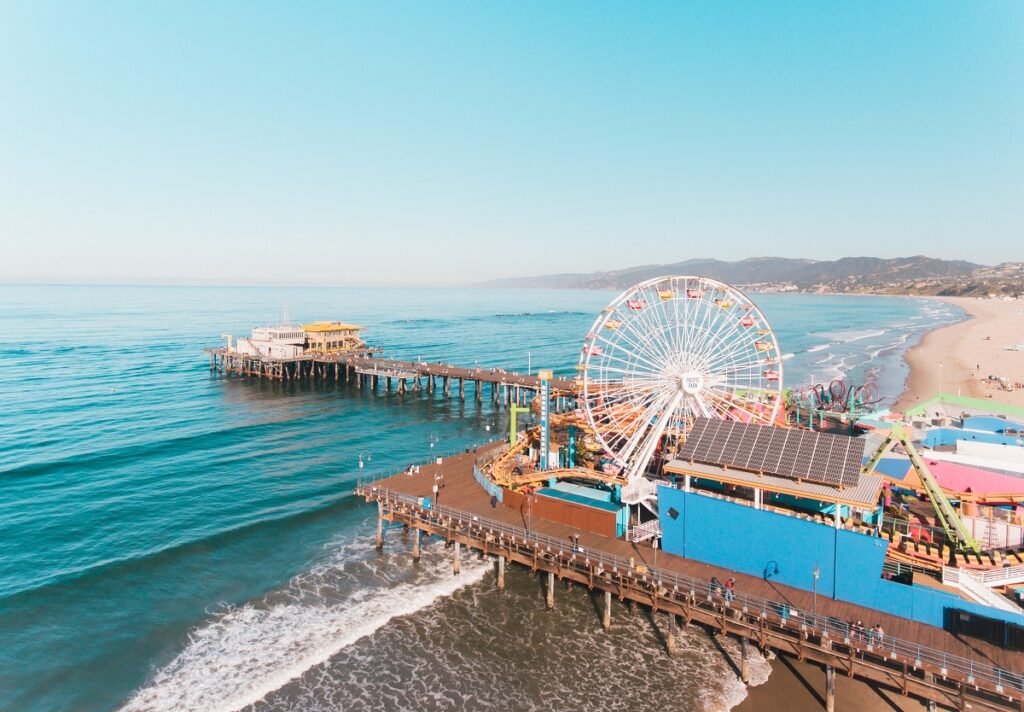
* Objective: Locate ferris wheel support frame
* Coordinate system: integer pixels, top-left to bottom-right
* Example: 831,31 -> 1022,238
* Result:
578,275 -> 784,487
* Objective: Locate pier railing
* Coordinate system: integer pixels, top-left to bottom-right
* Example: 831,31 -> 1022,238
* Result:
354,440 -> 504,488
359,484 -> 1024,697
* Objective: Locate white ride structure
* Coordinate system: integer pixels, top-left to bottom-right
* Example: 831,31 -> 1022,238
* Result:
578,276 -> 784,514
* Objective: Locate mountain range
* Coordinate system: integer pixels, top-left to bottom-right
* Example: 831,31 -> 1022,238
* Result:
481,256 -> 1024,297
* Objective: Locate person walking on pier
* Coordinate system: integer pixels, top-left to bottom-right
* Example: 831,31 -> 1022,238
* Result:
724,577 -> 735,603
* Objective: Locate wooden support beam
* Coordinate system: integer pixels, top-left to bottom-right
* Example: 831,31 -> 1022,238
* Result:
497,555 -> 506,592
667,612 -> 677,656
412,527 -> 421,561
825,665 -> 836,712
453,541 -> 461,575
741,636 -> 751,683
603,589 -> 612,632
546,571 -> 555,609
376,501 -> 384,550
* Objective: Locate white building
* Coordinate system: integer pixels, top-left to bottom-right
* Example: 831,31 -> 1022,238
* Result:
234,325 -> 306,359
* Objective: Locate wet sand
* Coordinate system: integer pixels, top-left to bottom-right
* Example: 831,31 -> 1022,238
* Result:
736,655 -> 927,712
899,297 -> 1024,409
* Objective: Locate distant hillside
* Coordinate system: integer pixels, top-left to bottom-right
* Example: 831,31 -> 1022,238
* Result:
480,256 -> 1021,297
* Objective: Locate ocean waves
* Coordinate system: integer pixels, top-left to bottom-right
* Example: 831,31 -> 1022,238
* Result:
120,538 -> 490,712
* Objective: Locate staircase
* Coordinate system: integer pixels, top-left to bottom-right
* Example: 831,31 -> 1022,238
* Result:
621,476 -> 660,517
942,566 -> 1024,615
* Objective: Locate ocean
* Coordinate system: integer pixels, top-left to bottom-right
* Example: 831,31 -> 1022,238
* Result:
0,285 -> 962,712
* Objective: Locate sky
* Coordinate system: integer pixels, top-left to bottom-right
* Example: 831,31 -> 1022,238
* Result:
1,2 -> 1022,286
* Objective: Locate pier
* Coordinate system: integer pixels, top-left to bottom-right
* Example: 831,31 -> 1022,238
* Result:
357,448 -> 1024,712
206,347 -> 577,406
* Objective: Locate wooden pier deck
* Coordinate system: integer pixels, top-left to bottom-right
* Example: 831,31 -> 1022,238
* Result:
357,447 -> 1024,712
206,348 -> 576,403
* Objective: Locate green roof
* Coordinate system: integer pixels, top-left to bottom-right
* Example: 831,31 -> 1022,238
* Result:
903,392 -> 1024,420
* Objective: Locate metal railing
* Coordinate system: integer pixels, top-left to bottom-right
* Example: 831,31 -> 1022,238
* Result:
942,567 -> 1024,615
880,514 -> 948,545
354,440 -> 503,487
627,519 -> 662,542
358,484 -> 1024,696
975,564 -> 1024,587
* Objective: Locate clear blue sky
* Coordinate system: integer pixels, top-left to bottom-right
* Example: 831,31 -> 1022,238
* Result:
2,2 -> 1021,286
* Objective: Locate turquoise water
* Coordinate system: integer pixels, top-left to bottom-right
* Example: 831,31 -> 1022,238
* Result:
0,286 -> 960,711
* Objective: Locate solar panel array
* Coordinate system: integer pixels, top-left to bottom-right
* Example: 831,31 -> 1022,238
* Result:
677,418 -> 864,489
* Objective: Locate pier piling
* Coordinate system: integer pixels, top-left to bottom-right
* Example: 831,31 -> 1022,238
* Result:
453,541 -> 461,575
923,673 -> 936,712
740,637 -> 750,683
497,555 -> 506,592
602,590 -> 612,632
825,665 -> 836,712
666,613 -> 677,656
546,571 -> 555,609
376,501 -> 384,550
412,527 -> 421,561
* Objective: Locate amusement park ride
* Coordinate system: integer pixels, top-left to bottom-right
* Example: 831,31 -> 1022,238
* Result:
576,275 -> 784,513
484,274 -> 1021,577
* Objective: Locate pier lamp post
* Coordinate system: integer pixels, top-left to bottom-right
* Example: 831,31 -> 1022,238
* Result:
429,432 -> 438,450
527,351 -> 531,375
358,451 -> 371,470
813,561 -> 821,617
938,362 -> 944,394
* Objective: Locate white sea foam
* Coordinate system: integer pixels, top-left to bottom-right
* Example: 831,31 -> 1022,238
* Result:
120,540 -> 489,712
806,344 -> 829,353
829,329 -> 886,343
722,638 -> 772,710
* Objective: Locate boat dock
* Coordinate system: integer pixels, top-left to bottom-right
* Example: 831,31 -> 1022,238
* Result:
356,448 -> 1024,712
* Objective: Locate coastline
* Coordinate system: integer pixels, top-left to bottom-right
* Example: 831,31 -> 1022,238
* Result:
898,297 -> 1024,408
734,296 -> 1009,712
734,654 -> 927,712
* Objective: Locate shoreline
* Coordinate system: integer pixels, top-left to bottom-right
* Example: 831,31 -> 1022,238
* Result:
734,296 -> 1015,712
898,296 -> 1024,409
733,653 -> 927,712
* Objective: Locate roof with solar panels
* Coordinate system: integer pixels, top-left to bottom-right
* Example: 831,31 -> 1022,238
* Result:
664,418 -> 883,508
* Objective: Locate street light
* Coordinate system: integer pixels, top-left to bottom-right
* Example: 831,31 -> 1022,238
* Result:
938,362 -> 944,394
813,561 -> 821,617
429,432 -> 438,449
527,351 -> 531,375
358,450 -> 371,469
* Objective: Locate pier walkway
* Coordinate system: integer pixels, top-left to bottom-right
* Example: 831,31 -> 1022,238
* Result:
206,347 -> 576,404
357,447 -> 1024,712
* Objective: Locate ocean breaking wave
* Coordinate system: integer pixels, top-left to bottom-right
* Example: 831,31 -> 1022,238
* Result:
120,539 -> 489,712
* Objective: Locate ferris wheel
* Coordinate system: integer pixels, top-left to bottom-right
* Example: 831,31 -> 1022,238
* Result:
579,275 -> 783,484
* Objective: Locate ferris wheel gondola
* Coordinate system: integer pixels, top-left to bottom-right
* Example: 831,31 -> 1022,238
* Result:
579,275 -> 783,485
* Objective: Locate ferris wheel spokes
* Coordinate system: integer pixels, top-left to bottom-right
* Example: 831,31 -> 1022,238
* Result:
579,275 -> 783,479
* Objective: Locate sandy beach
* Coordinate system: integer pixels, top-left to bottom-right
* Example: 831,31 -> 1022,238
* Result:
898,297 -> 1024,409
736,654 -> 928,712
734,296 -> 1024,712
